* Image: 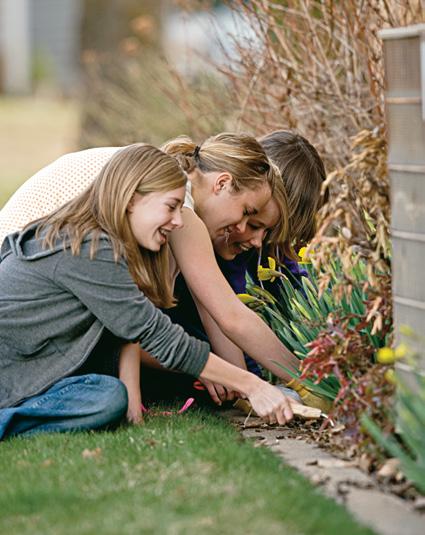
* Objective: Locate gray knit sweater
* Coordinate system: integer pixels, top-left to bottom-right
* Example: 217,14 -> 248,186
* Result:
0,225 -> 210,408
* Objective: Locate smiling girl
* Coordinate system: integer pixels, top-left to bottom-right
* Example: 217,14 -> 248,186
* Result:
213,130 -> 327,291
0,144 -> 294,439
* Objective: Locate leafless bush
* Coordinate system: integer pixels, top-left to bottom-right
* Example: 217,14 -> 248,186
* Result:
219,1 -> 422,165
80,50 -> 228,147
79,2 -> 229,148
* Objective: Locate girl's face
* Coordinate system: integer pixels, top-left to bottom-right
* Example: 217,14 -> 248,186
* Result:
128,186 -> 186,251
199,172 -> 272,241
212,197 -> 280,260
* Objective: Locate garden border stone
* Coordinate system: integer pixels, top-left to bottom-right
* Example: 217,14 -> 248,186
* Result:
222,410 -> 424,535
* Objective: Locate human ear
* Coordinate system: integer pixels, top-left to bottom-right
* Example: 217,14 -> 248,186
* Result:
127,194 -> 135,213
213,172 -> 232,195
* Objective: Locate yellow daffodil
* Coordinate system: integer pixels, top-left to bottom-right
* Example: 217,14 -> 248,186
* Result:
384,369 -> 397,385
394,343 -> 408,359
237,293 -> 263,306
377,344 -> 408,365
257,266 -> 282,281
399,324 -> 415,338
377,347 -> 396,364
298,246 -> 312,264
257,257 -> 281,282
267,257 -> 276,270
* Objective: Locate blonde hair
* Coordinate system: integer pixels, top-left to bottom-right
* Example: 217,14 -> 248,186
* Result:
36,143 -> 186,308
161,132 -> 279,195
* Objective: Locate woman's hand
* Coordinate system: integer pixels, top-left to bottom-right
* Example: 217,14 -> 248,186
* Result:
245,380 -> 293,425
118,343 -> 144,425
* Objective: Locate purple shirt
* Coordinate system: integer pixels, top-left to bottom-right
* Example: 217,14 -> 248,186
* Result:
217,251 -> 307,295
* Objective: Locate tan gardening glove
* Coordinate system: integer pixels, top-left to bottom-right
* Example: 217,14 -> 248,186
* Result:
286,379 -> 332,413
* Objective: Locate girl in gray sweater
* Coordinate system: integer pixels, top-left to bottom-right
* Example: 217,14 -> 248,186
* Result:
0,143 -> 293,440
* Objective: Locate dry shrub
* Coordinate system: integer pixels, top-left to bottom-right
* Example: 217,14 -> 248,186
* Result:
218,1 -> 422,163
207,2 -> 423,327
304,318 -> 395,449
313,127 -> 391,334
80,1 -> 228,148
80,52 -> 227,148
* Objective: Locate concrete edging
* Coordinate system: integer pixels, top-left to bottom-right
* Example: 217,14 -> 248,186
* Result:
223,410 -> 424,535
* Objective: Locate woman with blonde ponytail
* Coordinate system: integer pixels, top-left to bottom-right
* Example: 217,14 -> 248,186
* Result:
0,143 -> 294,439
173,131 -> 331,411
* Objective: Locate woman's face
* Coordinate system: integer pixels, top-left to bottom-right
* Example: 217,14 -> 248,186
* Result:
199,173 -> 272,241
128,186 -> 186,251
212,197 -> 280,260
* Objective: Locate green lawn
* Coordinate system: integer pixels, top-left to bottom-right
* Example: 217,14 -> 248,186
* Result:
0,410 -> 375,535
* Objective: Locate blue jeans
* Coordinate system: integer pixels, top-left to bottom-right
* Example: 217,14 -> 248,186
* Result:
0,374 -> 128,440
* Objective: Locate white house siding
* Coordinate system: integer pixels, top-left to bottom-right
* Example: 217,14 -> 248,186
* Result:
380,25 -> 425,371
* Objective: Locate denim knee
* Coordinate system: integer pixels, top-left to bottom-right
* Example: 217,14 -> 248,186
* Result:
92,375 -> 128,424
0,375 -> 129,439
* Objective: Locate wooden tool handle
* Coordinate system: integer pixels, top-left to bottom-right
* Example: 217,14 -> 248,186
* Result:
290,402 -> 322,419
234,399 -> 322,420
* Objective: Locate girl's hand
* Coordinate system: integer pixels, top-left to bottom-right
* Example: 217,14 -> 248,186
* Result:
246,380 -> 293,425
126,403 -> 144,425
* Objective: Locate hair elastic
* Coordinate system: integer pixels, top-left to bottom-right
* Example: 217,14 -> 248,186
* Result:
193,145 -> 201,159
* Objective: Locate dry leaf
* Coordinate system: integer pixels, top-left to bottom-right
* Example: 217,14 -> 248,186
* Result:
82,447 -> 102,459
317,458 -> 357,469
358,453 -> 372,473
413,497 -> 425,512
376,458 -> 400,480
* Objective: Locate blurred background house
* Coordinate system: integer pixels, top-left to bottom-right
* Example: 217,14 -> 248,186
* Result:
0,0 -> 83,95
0,0 -> 248,96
